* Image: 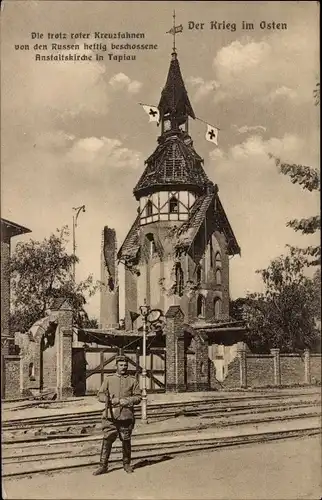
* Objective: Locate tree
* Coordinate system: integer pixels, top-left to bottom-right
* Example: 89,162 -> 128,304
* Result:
242,250 -> 320,353
313,82 -> 320,106
267,155 -> 320,266
268,84 -> 320,266
10,226 -> 98,333
229,297 -> 248,321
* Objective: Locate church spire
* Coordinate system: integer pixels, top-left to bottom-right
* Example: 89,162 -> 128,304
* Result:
158,14 -> 195,133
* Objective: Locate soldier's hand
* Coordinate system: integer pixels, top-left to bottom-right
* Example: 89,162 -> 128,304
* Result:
111,397 -> 120,406
119,398 -> 127,407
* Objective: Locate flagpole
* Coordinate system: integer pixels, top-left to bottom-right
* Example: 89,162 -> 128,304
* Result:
173,9 -> 176,53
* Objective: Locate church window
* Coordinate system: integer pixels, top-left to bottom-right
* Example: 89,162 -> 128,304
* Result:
196,263 -> 202,283
216,268 -> 222,285
146,233 -> 157,258
197,294 -> 205,317
28,362 -> 35,381
215,252 -> 222,267
210,239 -> 214,268
214,297 -> 222,320
175,263 -> 184,296
169,196 -> 179,213
146,200 -> 153,217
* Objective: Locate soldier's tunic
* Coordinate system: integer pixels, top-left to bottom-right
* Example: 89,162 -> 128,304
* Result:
98,373 -> 141,440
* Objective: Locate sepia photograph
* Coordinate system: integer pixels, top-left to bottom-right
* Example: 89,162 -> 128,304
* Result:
1,1 -> 321,499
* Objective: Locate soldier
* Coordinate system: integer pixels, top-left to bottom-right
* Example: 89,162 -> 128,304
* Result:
93,354 -> 142,475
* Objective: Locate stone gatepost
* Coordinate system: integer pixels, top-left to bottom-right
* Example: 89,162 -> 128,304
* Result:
165,305 -> 186,392
53,300 -> 74,398
237,344 -> 247,389
1,355 -> 23,399
304,349 -> 311,384
192,332 -> 210,391
270,348 -> 281,387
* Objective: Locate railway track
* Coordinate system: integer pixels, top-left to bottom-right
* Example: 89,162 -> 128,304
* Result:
3,391 -> 320,439
3,391 -> 320,478
3,416 -> 320,478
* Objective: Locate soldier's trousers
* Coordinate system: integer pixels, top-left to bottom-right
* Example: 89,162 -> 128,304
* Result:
102,417 -> 134,441
101,418 -> 133,466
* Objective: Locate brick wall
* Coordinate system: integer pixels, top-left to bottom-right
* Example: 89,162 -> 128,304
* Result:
246,354 -> 274,387
100,228 -> 119,328
124,267 -> 138,330
1,238 -> 10,352
280,355 -> 305,385
2,355 -> 22,399
165,306 -> 186,392
60,308 -> 73,397
311,354 -> 321,384
42,343 -> 57,388
123,220 -> 231,327
219,351 -> 322,389
220,357 -> 240,388
16,333 -> 41,392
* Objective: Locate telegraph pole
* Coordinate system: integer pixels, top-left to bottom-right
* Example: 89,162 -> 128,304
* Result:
72,205 -> 86,281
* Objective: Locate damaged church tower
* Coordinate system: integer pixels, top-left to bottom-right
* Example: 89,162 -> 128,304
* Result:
118,48 -> 240,331
100,227 -> 119,328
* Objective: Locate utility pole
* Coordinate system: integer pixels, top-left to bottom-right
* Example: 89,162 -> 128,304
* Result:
138,301 -> 163,423
139,301 -> 149,423
72,205 -> 86,282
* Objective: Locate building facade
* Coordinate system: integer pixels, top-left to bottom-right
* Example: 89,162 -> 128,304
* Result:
117,50 -> 240,331
1,218 -> 31,354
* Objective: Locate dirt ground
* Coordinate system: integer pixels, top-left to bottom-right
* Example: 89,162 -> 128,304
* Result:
3,435 -> 321,500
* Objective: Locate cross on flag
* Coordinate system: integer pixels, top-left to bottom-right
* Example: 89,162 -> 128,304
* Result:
141,104 -> 160,123
205,124 -> 219,145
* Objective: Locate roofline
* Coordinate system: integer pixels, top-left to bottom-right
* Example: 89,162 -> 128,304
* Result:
117,214 -> 140,261
133,183 -> 205,200
1,218 -> 31,237
216,195 -> 241,256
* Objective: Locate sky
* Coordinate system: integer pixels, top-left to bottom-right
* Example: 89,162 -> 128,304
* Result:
1,1 -> 320,320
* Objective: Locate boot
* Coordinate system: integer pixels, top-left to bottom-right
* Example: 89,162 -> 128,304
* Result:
122,440 -> 134,473
93,438 -> 112,475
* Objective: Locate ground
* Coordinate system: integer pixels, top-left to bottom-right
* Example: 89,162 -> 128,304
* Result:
3,435 -> 321,500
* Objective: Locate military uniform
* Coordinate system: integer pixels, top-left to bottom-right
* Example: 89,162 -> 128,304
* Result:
93,357 -> 141,475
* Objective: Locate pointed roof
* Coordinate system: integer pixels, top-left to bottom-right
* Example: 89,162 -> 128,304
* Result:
117,214 -> 140,264
133,132 -> 209,199
177,192 -> 240,256
158,52 -> 195,122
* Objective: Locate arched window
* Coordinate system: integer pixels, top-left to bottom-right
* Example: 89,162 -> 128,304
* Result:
28,362 -> 35,381
210,238 -> 214,268
146,200 -> 153,217
175,263 -> 184,296
215,252 -> 222,268
169,196 -> 179,213
216,268 -> 222,285
196,264 -> 202,283
197,294 -> 205,317
146,233 -> 156,258
214,297 -> 222,320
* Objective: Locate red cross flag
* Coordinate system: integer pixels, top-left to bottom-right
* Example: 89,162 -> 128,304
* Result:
205,124 -> 219,145
141,104 -> 160,123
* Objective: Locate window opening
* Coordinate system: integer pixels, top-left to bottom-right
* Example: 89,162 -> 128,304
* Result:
197,294 -> 205,317
214,298 -> 222,320
146,200 -> 153,217
169,196 -> 179,213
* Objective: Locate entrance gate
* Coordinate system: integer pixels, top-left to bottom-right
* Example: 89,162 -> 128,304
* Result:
72,345 -> 166,395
